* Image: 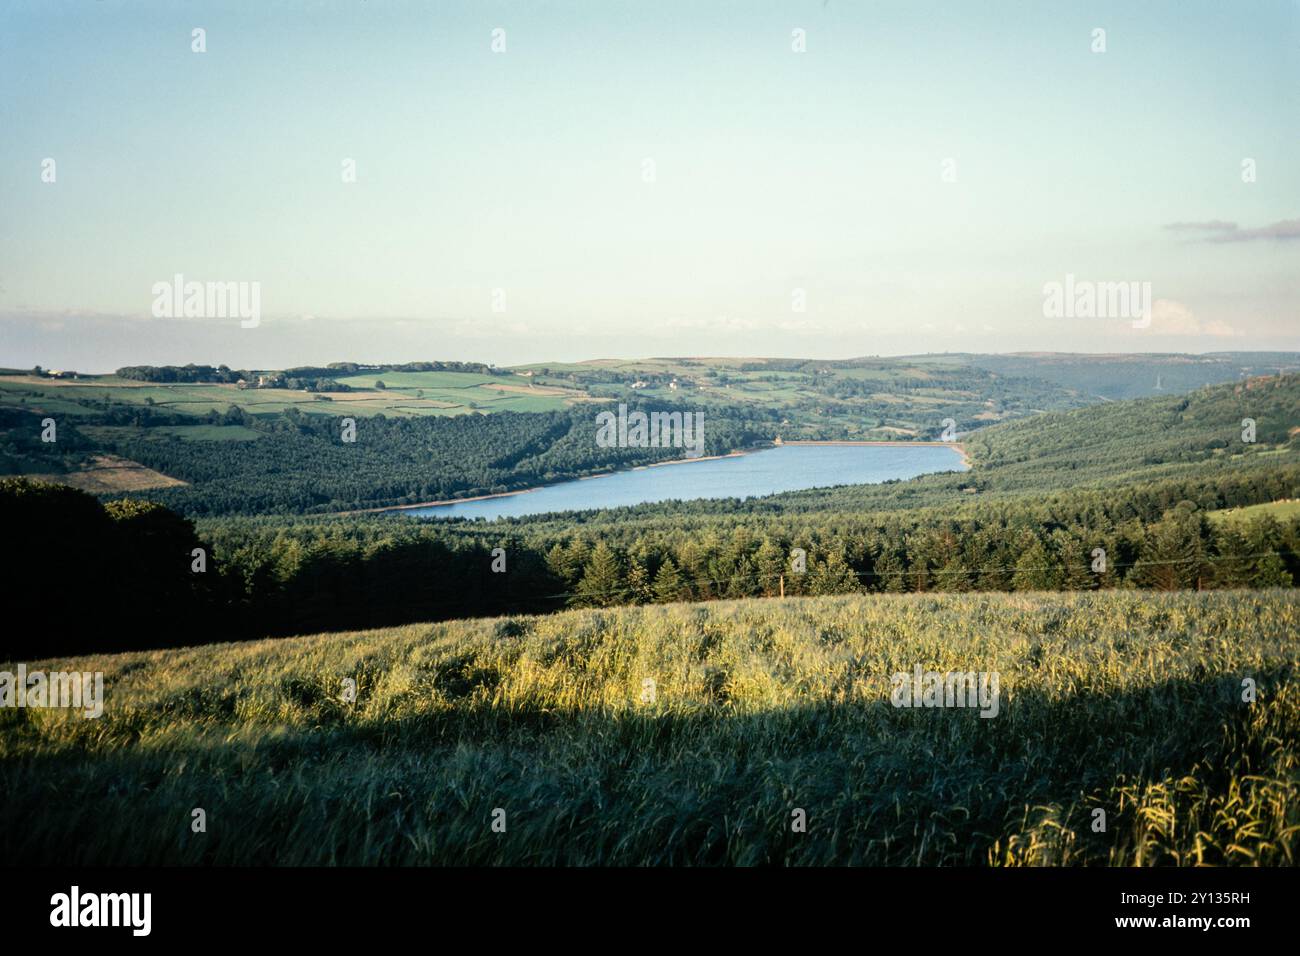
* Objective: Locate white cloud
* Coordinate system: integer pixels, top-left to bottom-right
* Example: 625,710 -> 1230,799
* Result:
1144,299 -> 1240,337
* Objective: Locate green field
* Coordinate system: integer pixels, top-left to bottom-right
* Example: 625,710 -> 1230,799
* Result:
1210,499 -> 1300,526
0,373 -> 574,420
331,370 -> 576,414
7,352 -> 1290,437
334,370 -> 505,389
0,377 -> 318,417
3,589 -> 1295,866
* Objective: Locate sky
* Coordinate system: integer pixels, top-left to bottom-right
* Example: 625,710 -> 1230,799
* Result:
1,0 -> 1297,372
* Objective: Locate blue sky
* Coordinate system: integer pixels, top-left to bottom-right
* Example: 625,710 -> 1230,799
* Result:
1,0 -> 1297,370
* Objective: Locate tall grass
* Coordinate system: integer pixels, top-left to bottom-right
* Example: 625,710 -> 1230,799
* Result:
2,590 -> 1296,865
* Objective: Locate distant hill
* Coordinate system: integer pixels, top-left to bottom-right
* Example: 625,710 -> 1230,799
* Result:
4,353 -> 1297,516
900,351 -> 1300,400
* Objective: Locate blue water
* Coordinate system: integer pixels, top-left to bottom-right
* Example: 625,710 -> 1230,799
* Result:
401,443 -> 967,521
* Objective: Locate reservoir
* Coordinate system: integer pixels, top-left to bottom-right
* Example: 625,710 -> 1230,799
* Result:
400,442 -> 967,521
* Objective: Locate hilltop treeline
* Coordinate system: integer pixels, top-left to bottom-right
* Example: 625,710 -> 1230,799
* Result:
114,360 -> 505,384
5,463 -> 1297,658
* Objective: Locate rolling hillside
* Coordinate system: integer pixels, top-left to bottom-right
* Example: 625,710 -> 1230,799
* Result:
3,356 -> 1296,515
2,589 -> 1295,866
938,352 -> 1300,401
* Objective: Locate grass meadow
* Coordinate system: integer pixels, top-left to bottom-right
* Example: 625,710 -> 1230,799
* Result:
1,589 -> 1296,866
0,373 -> 576,420
1211,499 -> 1300,526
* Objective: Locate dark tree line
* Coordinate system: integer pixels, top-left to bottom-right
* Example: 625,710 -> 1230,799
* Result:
114,360 -> 506,383
4,463 -> 1296,659
0,479 -> 222,659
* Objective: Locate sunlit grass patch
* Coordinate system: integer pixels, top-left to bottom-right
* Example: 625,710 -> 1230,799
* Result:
1,590 -> 1295,865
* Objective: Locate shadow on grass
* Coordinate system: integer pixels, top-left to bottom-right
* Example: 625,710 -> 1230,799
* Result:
0,667 -> 1292,865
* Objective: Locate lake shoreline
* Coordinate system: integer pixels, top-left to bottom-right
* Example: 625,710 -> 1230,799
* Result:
338,450 -> 755,515
777,439 -> 970,466
342,440 -> 968,516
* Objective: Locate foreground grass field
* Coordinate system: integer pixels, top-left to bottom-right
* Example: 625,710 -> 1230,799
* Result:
2,590 -> 1296,866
